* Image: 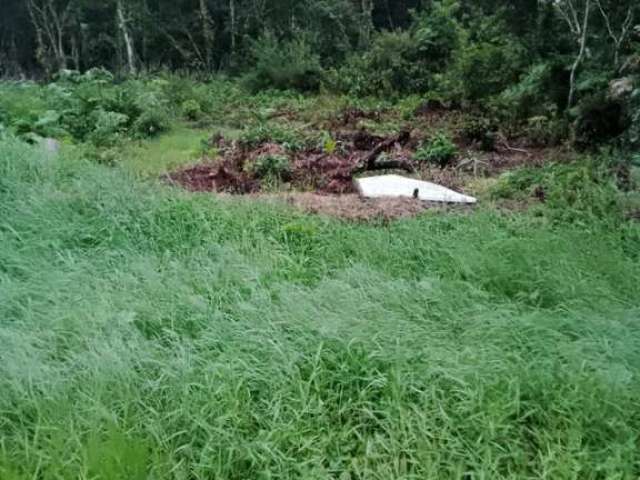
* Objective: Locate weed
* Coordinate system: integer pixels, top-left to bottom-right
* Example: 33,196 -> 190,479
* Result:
1,138 -> 639,478
460,114 -> 497,151
321,132 -> 338,154
491,159 -> 623,223
414,132 -> 458,167
249,153 -> 292,180
239,122 -> 306,151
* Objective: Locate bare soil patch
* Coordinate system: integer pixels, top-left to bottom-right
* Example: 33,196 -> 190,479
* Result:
271,193 -> 431,221
166,108 -> 561,220
167,129 -> 416,196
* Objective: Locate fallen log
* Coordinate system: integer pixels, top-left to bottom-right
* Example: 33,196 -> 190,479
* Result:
354,130 -> 414,173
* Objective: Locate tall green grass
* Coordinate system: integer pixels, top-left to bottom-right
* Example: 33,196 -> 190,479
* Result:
1,137 -> 640,479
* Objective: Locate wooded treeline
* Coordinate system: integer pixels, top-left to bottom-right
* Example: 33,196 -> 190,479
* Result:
3,0 -> 416,75
1,1 -> 637,80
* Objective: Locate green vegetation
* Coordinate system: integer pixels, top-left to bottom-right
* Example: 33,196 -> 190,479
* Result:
414,132 -> 459,167
0,71 -> 172,146
120,125 -> 213,176
1,0 -> 640,477
1,134 -> 639,478
244,33 -> 324,93
3,0 -> 638,151
181,99 -> 203,121
239,122 -> 309,151
249,153 -> 292,180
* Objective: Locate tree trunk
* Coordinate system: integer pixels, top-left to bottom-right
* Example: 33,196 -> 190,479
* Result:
359,0 -> 374,49
354,131 -> 413,173
27,0 -> 67,73
28,6 -> 50,74
71,34 -> 80,70
596,0 -> 635,71
199,0 -> 215,69
568,0 -> 591,108
117,0 -> 136,75
229,0 -> 237,55
385,0 -> 394,29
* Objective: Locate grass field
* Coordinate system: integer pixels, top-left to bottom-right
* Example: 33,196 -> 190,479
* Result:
1,136 -> 640,479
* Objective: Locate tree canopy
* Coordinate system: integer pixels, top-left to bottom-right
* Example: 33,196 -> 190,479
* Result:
0,1 -> 634,77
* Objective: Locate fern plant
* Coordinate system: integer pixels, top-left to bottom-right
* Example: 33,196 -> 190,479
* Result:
414,132 -> 458,167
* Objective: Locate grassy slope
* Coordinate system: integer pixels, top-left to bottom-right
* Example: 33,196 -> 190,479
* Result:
119,124 -> 212,176
1,137 -> 640,479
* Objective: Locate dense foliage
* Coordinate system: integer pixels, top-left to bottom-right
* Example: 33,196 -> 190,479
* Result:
1,1 -> 638,150
1,2 -> 640,478
1,136 -> 639,479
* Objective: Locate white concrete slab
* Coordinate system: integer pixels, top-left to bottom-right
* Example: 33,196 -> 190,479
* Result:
355,175 -> 477,204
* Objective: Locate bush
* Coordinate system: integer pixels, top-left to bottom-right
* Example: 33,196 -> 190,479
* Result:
414,132 -> 458,167
181,99 -> 202,121
574,94 -> 628,150
349,30 -> 423,96
459,114 -> 497,151
410,0 -> 461,68
244,33 -> 324,93
88,110 -> 129,147
447,40 -> 525,102
249,153 -> 292,180
12,109 -> 68,142
523,115 -> 569,147
329,1 -> 460,96
239,123 -> 306,151
499,63 -> 569,120
491,160 -> 622,223
1,72 -> 175,146
130,89 -> 171,137
440,13 -> 526,103
133,109 -> 170,137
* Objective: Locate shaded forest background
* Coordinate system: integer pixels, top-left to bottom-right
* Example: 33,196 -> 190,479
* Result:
0,0 -> 639,150
1,5 -> 640,477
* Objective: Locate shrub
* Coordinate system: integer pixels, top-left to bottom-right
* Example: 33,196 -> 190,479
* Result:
367,30 -> 422,95
524,115 -> 569,147
574,94 -> 628,150
410,0 -> 461,68
133,109 -> 170,137
459,114 -> 497,151
239,123 -> 306,151
0,82 -> 49,126
499,63 -> 569,120
181,99 -> 202,121
0,71 -> 176,146
440,13 -> 526,103
131,90 -> 171,137
491,160 -> 622,223
244,33 -> 324,92
414,132 -> 458,167
329,1 -> 460,96
88,110 -> 129,148
448,40 -> 525,102
321,132 -> 338,154
249,153 -> 292,180
12,109 -> 68,142
325,55 -> 370,97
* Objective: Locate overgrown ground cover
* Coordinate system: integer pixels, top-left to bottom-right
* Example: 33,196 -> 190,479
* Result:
1,73 -> 640,478
2,131 -> 640,478
2,0 -> 640,476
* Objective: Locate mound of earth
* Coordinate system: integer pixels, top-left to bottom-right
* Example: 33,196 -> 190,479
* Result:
165,109 -> 560,219
166,130 -> 415,195
271,193 -> 431,221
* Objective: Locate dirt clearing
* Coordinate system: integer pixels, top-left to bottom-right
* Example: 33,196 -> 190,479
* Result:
269,193 -> 433,221
165,108 -> 561,220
